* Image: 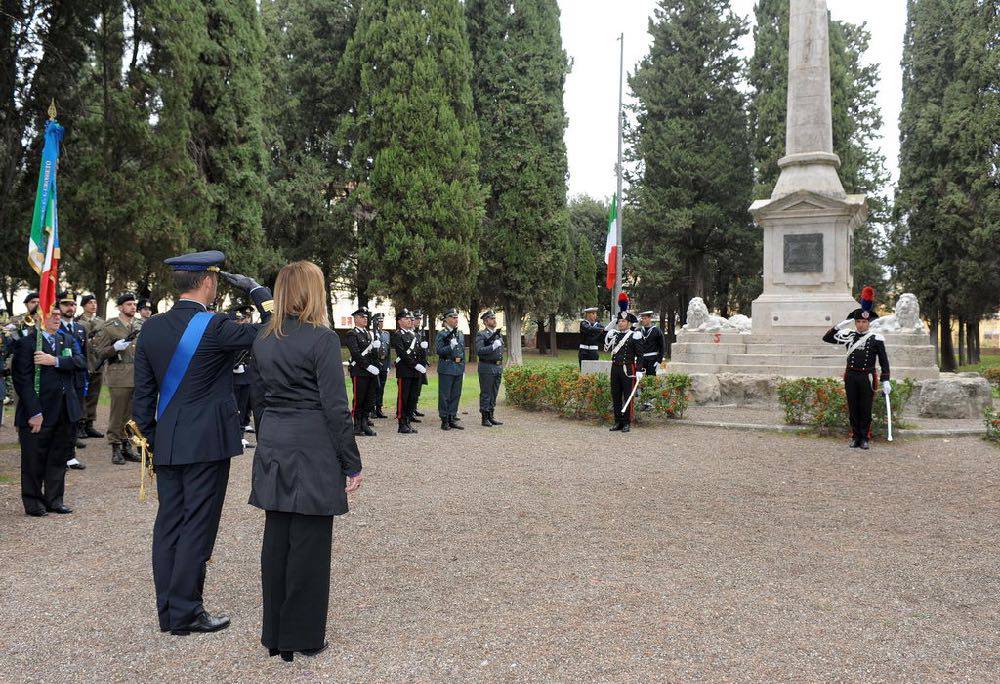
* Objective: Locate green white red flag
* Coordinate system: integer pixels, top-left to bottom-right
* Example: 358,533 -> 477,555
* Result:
604,194 -> 618,289
27,117 -> 64,317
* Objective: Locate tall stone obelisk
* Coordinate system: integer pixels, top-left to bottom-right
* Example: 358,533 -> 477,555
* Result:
749,0 -> 866,334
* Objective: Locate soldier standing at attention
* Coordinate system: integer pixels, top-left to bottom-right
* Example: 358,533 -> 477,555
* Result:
137,298 -> 154,325
345,308 -> 381,437
604,311 -> 644,433
822,286 -> 891,450
391,309 -> 425,434
11,292 -> 40,335
636,311 -> 665,377
57,291 -> 89,468
410,310 -> 428,420
475,310 -> 504,428
371,313 -> 391,419
76,294 -> 105,439
435,308 -> 465,431
132,250 -> 272,636
578,307 -> 604,369
93,292 -> 142,465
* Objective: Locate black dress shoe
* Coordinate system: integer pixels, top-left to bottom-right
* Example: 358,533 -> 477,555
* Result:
413,410 -> 425,417
408,415 -> 422,423
75,439 -> 87,449
85,425 -> 104,438
488,412 -> 503,426
621,423 -> 630,433
481,412 -> 492,427
46,505 -> 73,514
398,423 -> 415,434
26,509 -> 47,517
859,440 -> 870,450
170,611 -> 230,636
449,419 -> 464,430
300,642 -> 329,657
609,422 -> 623,432
373,409 -> 388,419
280,651 -> 294,662
849,439 -> 859,448
441,420 -> 451,431
362,426 -> 377,437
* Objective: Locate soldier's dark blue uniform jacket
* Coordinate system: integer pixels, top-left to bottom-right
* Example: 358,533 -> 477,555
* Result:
132,288 -> 272,466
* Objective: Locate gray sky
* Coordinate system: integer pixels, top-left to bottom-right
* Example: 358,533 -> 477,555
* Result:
560,0 -> 907,201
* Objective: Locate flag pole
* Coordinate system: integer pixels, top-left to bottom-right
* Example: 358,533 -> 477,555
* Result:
612,32 -> 624,317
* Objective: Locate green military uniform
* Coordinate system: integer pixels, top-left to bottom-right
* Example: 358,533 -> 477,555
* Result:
76,309 -> 105,431
92,311 -> 141,457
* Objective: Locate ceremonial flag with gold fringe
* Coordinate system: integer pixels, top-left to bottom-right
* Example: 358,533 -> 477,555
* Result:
27,108 -> 64,318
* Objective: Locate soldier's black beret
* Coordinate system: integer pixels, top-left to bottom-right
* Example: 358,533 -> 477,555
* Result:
23,291 -> 39,304
80,294 -> 96,306
116,292 -> 137,306
164,250 -> 225,272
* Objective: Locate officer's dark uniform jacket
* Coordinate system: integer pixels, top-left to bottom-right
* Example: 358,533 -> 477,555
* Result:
345,326 -> 380,378
414,328 -> 429,385
60,318 -> 89,398
606,328 -> 640,369
132,290 -> 271,466
11,329 -> 85,427
638,325 -> 665,365
579,319 -> 605,360
822,328 -> 891,382
475,328 -> 504,367
392,328 -> 420,379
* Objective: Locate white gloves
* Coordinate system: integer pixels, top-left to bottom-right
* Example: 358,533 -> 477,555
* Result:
491,339 -> 502,350
835,319 -> 853,331
415,363 -> 427,374
234,364 -> 246,374
372,339 -> 381,349
113,339 -> 130,352
636,371 -> 645,381
366,364 -> 380,376
882,380 -> 891,395
632,330 -> 642,340
420,341 -> 428,349
449,338 -> 458,348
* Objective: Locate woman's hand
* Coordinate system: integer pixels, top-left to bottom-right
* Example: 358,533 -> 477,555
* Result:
346,473 -> 363,493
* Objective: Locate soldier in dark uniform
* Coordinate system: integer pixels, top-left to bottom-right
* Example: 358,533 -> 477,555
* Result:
475,310 -> 504,427
371,313 -> 391,419
636,311 -> 665,376
76,294 -> 105,438
137,298 -> 154,324
604,311 -> 645,433
345,308 -> 381,437
411,310 -> 428,419
822,286 -> 891,450
391,309 -> 424,434
578,307 -> 605,369
435,308 -> 465,431
56,291 -> 89,466
132,250 -> 272,635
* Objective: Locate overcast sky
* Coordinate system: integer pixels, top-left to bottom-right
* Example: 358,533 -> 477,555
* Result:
560,0 -> 907,201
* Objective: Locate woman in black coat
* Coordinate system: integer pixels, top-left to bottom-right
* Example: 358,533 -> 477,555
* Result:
249,260 -> 363,662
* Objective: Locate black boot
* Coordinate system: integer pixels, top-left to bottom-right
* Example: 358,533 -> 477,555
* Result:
481,411 -> 492,427
414,410 -> 425,417
373,408 -> 388,419
353,419 -> 364,437
362,421 -> 377,437
122,440 -> 141,462
621,422 -> 631,433
609,421 -> 623,432
77,421 -> 87,439
441,419 -> 451,431
449,417 -> 464,430
85,421 -> 105,438
859,439 -> 870,450
398,421 -> 414,434
488,411 -> 503,426
408,413 -> 422,424
111,443 -> 125,465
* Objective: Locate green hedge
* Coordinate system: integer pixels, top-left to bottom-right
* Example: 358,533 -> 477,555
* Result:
777,377 -> 915,439
503,364 -> 690,422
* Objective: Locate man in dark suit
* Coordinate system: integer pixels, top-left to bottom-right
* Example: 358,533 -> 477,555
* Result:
57,290 -> 89,467
132,250 -> 272,636
11,307 -> 86,516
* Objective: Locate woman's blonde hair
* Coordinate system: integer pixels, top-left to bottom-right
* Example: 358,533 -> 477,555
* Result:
262,260 -> 330,338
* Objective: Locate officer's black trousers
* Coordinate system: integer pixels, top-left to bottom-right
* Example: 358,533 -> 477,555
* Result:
350,374 -> 376,422
396,377 -> 420,421
610,363 -> 637,424
152,459 -> 231,630
844,370 -> 875,440
640,357 -> 658,375
235,384 -> 252,429
478,366 -> 502,413
260,510 -> 333,652
375,369 -> 388,409
18,408 -> 72,514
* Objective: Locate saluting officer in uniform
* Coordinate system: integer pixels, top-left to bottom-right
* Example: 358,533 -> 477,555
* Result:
391,309 -> 425,434
822,286 -> 891,450
345,308 -> 381,437
475,310 -> 504,427
604,311 -> 644,433
578,307 -> 605,369
371,313 -> 391,419
56,291 -> 89,466
435,308 -> 465,431
411,310 -> 428,419
93,292 -> 142,465
636,311 -> 665,376
132,250 -> 273,635
76,293 -> 105,439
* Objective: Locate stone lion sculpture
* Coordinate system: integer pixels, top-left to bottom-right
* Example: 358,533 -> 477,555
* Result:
683,297 -> 752,332
869,293 -> 927,334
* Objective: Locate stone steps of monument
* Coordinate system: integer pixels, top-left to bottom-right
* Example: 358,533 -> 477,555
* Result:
666,361 -> 941,381
733,353 -> 846,366
746,343 -> 848,355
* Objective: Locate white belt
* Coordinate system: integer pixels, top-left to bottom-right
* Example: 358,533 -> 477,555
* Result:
642,352 -> 658,357
579,344 -> 598,351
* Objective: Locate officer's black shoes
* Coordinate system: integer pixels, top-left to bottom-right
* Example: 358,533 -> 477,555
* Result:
441,419 -> 451,431
449,418 -> 464,430
111,444 -> 126,465
859,440 -> 870,450
26,509 -> 47,517
77,423 -> 88,439
300,642 -> 329,657
280,651 -> 294,662
621,423 -> 631,433
373,409 -> 388,419
170,611 -> 230,636
75,439 -> 87,449
609,422 -> 623,432
362,425 -> 377,437
122,442 -> 141,462
481,412 -> 493,427
849,439 -> 859,448
85,422 -> 104,438
398,423 -> 416,434
46,504 -> 73,514
68,458 -> 86,470
409,414 -> 422,423
413,410 -> 425,417
488,412 -> 503,426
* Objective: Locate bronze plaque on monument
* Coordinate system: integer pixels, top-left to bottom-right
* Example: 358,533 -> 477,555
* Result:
783,233 -> 823,273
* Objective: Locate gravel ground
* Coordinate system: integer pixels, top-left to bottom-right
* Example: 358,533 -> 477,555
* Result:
684,404 -> 989,433
1,405 -> 999,682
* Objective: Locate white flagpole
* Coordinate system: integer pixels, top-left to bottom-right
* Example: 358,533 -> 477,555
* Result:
612,33 -> 624,317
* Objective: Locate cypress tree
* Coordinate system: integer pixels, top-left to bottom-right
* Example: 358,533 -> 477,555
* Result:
466,0 -> 570,364
339,0 -> 484,314
567,194 -> 610,308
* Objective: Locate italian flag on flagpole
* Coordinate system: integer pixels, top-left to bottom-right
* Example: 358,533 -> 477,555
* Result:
604,194 -> 618,289
28,114 -> 64,319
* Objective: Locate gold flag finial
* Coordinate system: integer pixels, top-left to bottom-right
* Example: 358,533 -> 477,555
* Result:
47,100 -> 57,119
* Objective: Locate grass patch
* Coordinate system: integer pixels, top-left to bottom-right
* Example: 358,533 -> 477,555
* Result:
958,352 -> 1000,374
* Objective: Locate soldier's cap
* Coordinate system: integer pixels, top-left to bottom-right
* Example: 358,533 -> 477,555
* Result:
80,294 -> 96,306
395,308 -> 413,320
582,307 -> 599,314
137,298 -> 153,311
441,308 -> 460,320
371,312 -> 384,321
847,308 -> 879,322
616,310 -> 637,323
410,309 -> 423,319
351,308 -> 371,318
116,292 -> 137,306
23,291 -> 39,304
164,250 -> 225,272
638,310 -> 654,318
480,310 -> 497,321
57,290 -> 77,304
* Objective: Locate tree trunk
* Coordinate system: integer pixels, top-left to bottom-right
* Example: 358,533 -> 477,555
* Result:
969,319 -> 979,365
548,314 -> 558,356
507,304 -> 524,365
96,264 -> 109,318
536,318 -> 547,354
929,316 -> 938,363
958,318 -> 966,367
718,280 -> 730,318
678,291 -> 688,326
939,305 -> 957,372
666,305 -> 676,359
468,298 -> 479,363
689,254 -> 706,298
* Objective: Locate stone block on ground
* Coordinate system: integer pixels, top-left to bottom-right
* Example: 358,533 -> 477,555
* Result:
913,375 -> 992,419
717,373 -> 783,406
687,374 -> 721,405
